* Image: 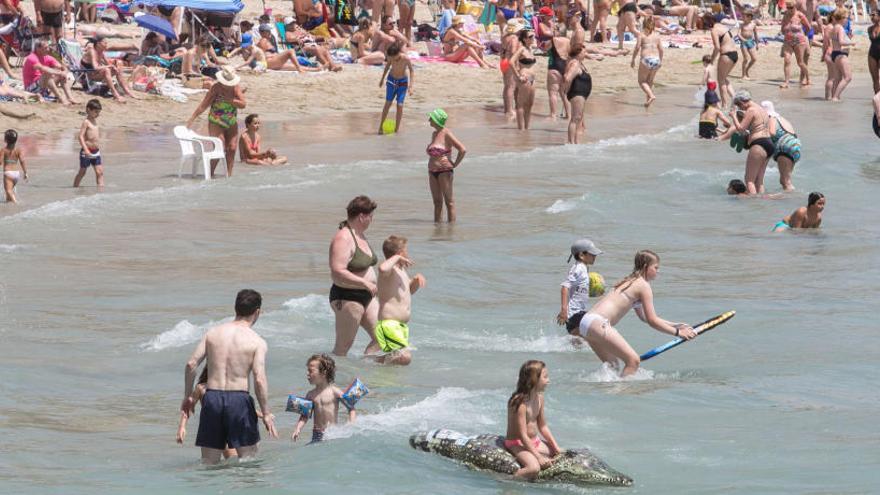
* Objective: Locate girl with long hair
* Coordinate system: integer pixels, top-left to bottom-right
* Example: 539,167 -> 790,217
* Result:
505,360 -> 561,480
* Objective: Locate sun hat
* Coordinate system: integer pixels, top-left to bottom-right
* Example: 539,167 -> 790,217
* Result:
215,66 -> 241,86
568,239 -> 602,262
704,90 -> 720,105
760,100 -> 779,118
283,16 -> 295,25
452,15 -> 464,25
427,108 -> 448,128
504,23 -> 520,34
240,32 -> 253,48
538,6 -> 554,16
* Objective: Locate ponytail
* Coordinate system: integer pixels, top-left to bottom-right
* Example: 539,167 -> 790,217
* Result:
613,250 -> 659,292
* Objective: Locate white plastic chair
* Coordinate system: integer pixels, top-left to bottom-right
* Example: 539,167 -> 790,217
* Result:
173,125 -> 228,180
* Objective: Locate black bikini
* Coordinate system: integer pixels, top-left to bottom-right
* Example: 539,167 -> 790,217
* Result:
870,27 -> 880,62
720,29 -> 739,63
519,56 -> 537,66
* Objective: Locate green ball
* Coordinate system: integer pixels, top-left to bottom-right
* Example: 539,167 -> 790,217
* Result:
589,272 -> 606,298
381,119 -> 396,135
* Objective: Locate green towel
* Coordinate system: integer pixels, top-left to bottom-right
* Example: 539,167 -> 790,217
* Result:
479,3 -> 496,26
729,132 -> 745,153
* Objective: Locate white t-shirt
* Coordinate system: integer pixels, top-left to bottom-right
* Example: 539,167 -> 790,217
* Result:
561,263 -> 591,318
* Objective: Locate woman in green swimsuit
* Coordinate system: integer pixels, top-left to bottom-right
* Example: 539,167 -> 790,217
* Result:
329,196 -> 382,357
186,66 -> 246,177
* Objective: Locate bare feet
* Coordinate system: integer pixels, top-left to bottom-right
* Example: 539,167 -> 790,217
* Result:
645,96 -> 656,108
779,82 -> 790,89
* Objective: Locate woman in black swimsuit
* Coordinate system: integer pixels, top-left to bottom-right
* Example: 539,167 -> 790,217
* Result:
869,10 -> 880,93
511,29 -> 538,130
730,91 -> 772,195
710,16 -> 739,108
616,0 -> 639,51
563,43 -> 593,144
329,196 -> 381,357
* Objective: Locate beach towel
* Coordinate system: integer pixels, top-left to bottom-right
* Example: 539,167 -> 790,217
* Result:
412,55 -> 480,67
478,3 -> 496,26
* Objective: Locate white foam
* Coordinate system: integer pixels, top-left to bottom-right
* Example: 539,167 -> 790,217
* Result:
579,362 -> 656,382
0,244 -> 23,253
660,168 -> 711,179
420,330 -> 577,354
282,294 -> 331,317
245,180 -> 322,191
323,387 -> 500,440
546,195 -> 586,214
141,319 -> 215,352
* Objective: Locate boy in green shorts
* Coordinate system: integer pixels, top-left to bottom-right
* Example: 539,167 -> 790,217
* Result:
374,235 -> 425,365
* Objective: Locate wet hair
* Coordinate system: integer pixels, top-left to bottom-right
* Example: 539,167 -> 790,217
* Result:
86,99 -> 102,112
234,289 -> 262,317
643,16 -> 656,35
702,54 -> 712,65
339,195 -> 377,228
808,192 -> 825,206
614,250 -> 659,292
386,41 -> 402,57
245,113 -> 259,126
728,179 -> 747,194
382,235 -> 407,258
4,129 -> 17,147
308,353 -> 336,383
508,360 -> 546,411
832,8 -> 848,21
358,18 -> 372,31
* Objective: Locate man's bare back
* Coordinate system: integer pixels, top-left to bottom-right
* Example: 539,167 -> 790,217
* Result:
203,321 -> 263,391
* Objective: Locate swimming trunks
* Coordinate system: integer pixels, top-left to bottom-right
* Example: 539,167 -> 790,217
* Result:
830,50 -> 848,62
208,101 -> 237,130
723,51 -> 738,64
565,311 -> 586,332
329,284 -> 373,308
79,148 -> 102,168
503,436 -> 541,449
771,117 -> 801,164
699,120 -> 718,139
374,319 -> 409,352
641,56 -> 661,70
577,312 -> 609,338
41,10 -> 62,28
749,137 -> 775,157
385,75 -> 408,105
773,220 -> 791,231
499,6 -> 517,19
741,38 -> 757,50
567,68 -> 592,100
195,390 -> 260,450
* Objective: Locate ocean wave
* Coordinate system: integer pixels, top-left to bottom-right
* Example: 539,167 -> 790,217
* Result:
140,319 -> 216,352
579,362 -> 656,382
419,329 -> 577,354
244,180 -> 322,191
0,244 -> 23,253
323,387 -> 501,440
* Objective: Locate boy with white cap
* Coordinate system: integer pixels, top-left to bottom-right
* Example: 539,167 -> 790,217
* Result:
556,239 -> 603,334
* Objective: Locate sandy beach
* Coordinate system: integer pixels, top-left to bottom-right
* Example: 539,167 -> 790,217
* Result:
2,1 -> 875,137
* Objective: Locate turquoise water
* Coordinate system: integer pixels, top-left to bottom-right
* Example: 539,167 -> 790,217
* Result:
1,83 -> 878,494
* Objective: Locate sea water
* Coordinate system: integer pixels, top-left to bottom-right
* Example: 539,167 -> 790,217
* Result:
1,84 -> 878,494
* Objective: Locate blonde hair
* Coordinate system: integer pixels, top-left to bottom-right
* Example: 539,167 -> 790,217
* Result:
508,360 -> 546,411
382,235 -> 407,259
613,250 -> 659,292
832,7 -> 848,21
643,16 -> 655,35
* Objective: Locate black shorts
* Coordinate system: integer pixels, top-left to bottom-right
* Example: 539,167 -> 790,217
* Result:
329,284 -> 373,308
41,10 -> 63,28
195,390 -> 260,450
566,311 -> 586,333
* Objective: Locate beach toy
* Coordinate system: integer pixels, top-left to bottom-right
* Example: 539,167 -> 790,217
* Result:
381,119 -> 396,135
340,377 -> 369,410
588,272 -> 606,298
639,310 -> 736,361
286,394 -> 314,417
729,132 -> 745,153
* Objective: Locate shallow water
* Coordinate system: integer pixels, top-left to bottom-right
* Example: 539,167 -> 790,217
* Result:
1,82 -> 878,494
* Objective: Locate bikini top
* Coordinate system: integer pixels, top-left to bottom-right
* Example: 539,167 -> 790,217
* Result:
426,145 -> 451,157
346,225 -> 377,272
519,56 -> 537,66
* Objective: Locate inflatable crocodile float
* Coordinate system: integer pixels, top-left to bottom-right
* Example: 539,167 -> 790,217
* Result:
409,429 -> 633,487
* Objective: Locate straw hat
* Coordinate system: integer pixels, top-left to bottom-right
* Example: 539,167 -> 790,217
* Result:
452,15 -> 464,26
215,66 -> 241,86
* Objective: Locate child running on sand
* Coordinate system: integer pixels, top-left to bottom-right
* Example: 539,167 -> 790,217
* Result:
773,192 -> 825,231
291,354 -> 356,443
377,42 -> 414,134
556,239 -> 602,333
2,130 -> 28,204
239,114 -> 288,165
505,360 -> 562,480
176,367 -> 239,459
373,235 -> 425,365
73,99 -> 104,189
739,10 -> 758,80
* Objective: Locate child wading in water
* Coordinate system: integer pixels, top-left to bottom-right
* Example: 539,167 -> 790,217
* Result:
374,235 -> 426,365
556,239 -> 602,333
505,360 -> 562,480
378,42 -> 414,134
291,354 -> 356,443
73,99 -> 104,188
773,192 -> 825,231
239,114 -> 288,165
2,130 -> 29,204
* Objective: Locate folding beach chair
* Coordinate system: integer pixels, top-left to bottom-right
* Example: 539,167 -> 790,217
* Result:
0,15 -> 40,67
58,38 -> 109,96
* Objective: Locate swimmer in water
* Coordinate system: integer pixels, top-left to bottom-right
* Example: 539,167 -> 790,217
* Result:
773,192 -> 825,231
575,250 -> 696,377
291,354 -> 356,443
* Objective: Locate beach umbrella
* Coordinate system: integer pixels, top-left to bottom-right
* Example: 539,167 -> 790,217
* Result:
135,13 -> 178,40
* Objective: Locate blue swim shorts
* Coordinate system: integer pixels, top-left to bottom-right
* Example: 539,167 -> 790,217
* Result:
195,390 -> 260,450
385,76 -> 408,105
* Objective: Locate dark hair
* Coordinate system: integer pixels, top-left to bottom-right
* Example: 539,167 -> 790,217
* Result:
245,114 -> 259,126
517,29 -> 532,43
234,289 -> 262,317
339,195 -> 377,228
358,17 -> 372,31
702,54 -> 712,64
4,129 -> 17,147
179,33 -> 190,44
569,44 -> 584,58
702,13 -> 716,29
808,192 -> 825,206
508,360 -> 546,411
728,179 -> 746,194
386,41 -> 402,57
382,235 -> 407,258
145,31 -> 158,41
86,99 -> 102,112
308,353 -> 336,383
382,15 -> 393,26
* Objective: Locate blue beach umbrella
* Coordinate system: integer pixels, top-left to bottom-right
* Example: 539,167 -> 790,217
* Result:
135,14 -> 178,41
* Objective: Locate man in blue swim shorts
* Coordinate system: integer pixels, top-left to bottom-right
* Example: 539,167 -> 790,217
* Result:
377,41 -> 414,135
182,289 -> 278,464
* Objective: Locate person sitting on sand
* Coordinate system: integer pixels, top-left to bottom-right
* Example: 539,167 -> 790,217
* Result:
773,192 -> 825,231
443,16 -> 492,69
576,250 -> 696,377
281,17 -> 343,71
350,18 -> 386,65
238,114 -> 288,166
82,36 -> 140,102
372,16 -> 408,54
373,235 -> 425,366
22,39 -> 78,106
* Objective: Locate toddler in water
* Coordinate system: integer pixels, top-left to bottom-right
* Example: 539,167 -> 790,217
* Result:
73,99 -> 104,189
2,129 -> 29,204
291,354 -> 356,443
238,114 -> 288,165
505,360 -> 562,480
377,42 -> 414,134
374,235 -> 425,365
556,239 -> 603,334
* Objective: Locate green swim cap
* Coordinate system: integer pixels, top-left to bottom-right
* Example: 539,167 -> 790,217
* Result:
428,108 -> 448,128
